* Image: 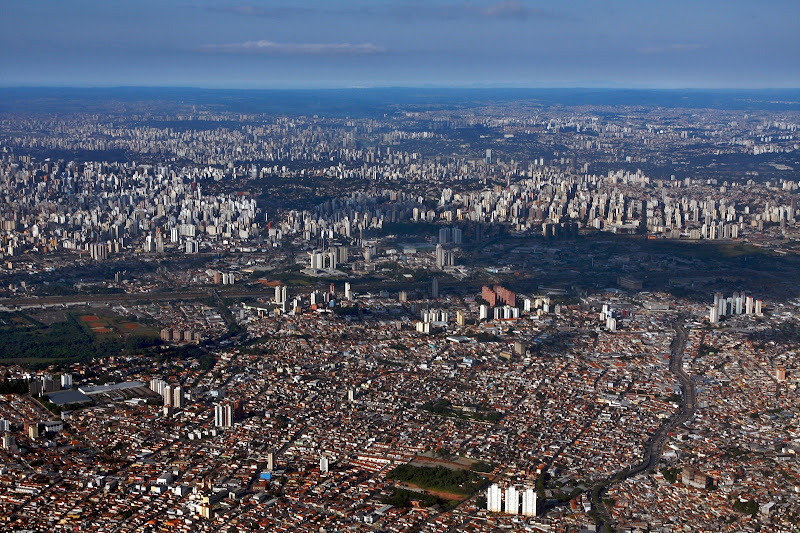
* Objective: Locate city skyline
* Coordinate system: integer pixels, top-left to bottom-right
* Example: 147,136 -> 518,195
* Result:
2,3 -> 800,530
1,0 -> 799,89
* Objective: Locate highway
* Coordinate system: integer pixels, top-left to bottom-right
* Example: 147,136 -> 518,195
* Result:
590,317 -> 696,532
0,277 -> 486,309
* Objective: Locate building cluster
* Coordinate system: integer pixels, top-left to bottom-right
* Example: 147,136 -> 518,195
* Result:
486,483 -> 538,516
27,373 -> 73,395
4,154 -> 800,280
1,98 -> 800,531
213,400 -> 244,428
0,158 -> 263,263
0,285 -> 797,531
708,291 -> 763,324
149,378 -> 186,410
594,313 -> 800,532
160,328 -> 202,343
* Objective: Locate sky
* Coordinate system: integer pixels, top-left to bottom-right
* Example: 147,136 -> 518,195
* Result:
0,0 -> 798,89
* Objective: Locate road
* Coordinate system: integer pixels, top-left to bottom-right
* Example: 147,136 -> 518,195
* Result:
0,277 -> 486,309
590,317 -> 696,532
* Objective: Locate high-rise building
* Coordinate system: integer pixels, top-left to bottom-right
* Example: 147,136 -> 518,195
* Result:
521,488 -> 537,516
320,455 -> 329,474
150,377 -> 166,396
486,484 -> 502,512
439,227 -> 451,245
266,450 -> 274,471
173,386 -> 185,409
2,434 -> 16,451
431,278 -> 439,299
505,485 -> 519,514
435,244 -> 454,268
214,403 -> 233,428
335,245 -> 349,264
709,306 -> 719,324
275,285 -> 287,305
89,242 -> 107,261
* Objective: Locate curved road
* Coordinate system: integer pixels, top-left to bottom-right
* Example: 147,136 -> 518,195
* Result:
590,317 -> 696,532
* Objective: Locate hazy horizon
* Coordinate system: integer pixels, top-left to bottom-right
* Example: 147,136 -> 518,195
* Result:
2,0 -> 798,89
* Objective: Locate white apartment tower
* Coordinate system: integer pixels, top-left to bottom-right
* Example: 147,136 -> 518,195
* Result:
173,386 -> 185,409
486,484 -> 503,512
275,285 -> 287,305
521,488 -> 537,516
214,403 -> 233,428
505,485 -> 519,515
163,384 -> 173,407
709,306 -> 719,324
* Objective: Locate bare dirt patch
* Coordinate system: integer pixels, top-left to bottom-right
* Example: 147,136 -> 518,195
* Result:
394,482 -> 464,501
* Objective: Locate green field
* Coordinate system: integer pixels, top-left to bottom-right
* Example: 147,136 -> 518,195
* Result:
0,310 -> 160,365
387,464 -> 485,497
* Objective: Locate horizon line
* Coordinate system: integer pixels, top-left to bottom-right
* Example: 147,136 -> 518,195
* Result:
1,85 -> 800,92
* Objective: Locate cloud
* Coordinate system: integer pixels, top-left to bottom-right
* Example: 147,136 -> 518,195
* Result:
199,40 -> 387,55
637,43 -> 706,55
206,5 -> 314,18
480,1 -> 543,19
204,2 -> 557,21
388,1 -> 558,21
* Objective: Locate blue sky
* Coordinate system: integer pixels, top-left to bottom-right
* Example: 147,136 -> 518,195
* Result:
1,0 -> 798,88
